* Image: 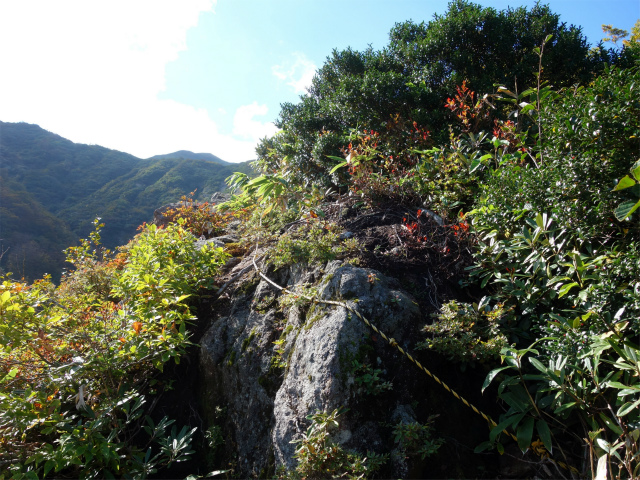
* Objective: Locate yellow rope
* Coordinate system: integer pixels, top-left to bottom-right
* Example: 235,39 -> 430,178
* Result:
249,255 -> 579,475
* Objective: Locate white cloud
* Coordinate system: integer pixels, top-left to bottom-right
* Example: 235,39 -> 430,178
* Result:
233,102 -> 279,142
0,0 -> 271,163
272,52 -> 317,94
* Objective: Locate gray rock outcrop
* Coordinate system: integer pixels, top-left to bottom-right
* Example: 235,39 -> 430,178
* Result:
199,260 -> 420,476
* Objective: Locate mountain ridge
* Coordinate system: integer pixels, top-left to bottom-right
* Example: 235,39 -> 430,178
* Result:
146,150 -> 230,165
0,121 -> 253,281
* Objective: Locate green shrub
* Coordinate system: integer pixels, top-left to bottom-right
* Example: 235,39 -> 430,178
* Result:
392,417 -> 443,460
0,219 -> 228,479
417,300 -> 509,364
352,361 -> 393,396
162,190 -> 231,238
268,220 -> 359,269
465,56 -> 640,478
281,408 -> 387,479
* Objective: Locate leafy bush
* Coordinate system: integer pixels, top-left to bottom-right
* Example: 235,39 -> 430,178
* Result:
464,51 -> 640,477
392,417 -> 443,460
268,220 -> 359,269
612,158 -> 640,221
417,300 -> 509,364
217,18 -> 637,478
476,63 -> 640,241
0,219 -> 228,478
351,361 -> 393,396
223,171 -> 324,225
481,330 -> 640,478
282,408 -> 387,479
162,190 -> 232,238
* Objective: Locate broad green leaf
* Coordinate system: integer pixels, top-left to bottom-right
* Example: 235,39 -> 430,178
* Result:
632,158 -> 640,181
547,276 -> 570,285
613,175 -> 637,191
535,212 -> 544,229
502,389 -> 531,412
624,344 -> 638,362
531,227 -> 543,244
596,437 -> 612,452
517,416 -> 534,452
490,414 -> 523,443
482,366 -> 512,393
614,199 -> 640,221
558,282 -> 579,298
474,441 -> 493,453
44,460 -> 57,477
553,401 -> 577,415
257,183 -> 274,198
619,387 -> 640,396
262,202 -> 275,215
175,294 -> 191,304
607,338 -> 629,361
607,381 -> 640,390
329,161 -> 348,174
599,412 -> 623,436
520,103 -> 536,114
246,175 -> 269,186
536,419 -> 553,453
617,398 -> 640,417
529,357 -> 549,375
578,289 -> 588,302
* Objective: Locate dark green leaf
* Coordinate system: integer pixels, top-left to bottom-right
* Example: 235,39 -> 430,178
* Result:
598,412 -> 623,435
536,419 -> 553,453
529,357 -> 549,375
614,200 -> 640,221
482,366 -> 512,393
517,417 -> 534,453
474,441 -> 493,453
617,398 -> 640,417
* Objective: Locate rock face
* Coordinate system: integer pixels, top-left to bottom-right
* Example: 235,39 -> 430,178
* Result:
199,259 -> 430,476
270,261 -> 419,470
198,256 -> 510,478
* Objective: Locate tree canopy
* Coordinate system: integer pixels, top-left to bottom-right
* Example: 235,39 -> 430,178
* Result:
256,1 -> 605,188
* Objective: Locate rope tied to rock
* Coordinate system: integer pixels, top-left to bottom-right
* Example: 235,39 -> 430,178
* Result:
247,252 -> 578,476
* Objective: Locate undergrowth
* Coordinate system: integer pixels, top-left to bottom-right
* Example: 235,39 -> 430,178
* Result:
0,218 -> 228,479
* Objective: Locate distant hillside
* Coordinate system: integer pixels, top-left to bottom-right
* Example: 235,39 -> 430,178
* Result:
0,121 -> 254,281
0,178 -> 77,281
147,150 -> 229,165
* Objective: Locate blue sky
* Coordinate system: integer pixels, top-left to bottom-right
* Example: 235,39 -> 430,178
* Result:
1,0 -> 638,162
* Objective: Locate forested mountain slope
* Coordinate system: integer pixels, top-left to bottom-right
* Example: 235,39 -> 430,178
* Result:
0,121 -> 253,281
